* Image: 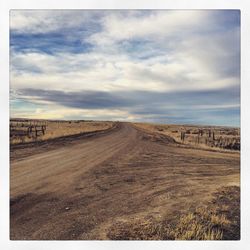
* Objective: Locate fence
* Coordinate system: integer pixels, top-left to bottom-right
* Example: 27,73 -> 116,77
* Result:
10,121 -> 47,141
180,128 -> 240,150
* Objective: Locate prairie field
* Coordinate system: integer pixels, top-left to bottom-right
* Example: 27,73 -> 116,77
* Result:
134,123 -> 240,151
10,118 -> 114,144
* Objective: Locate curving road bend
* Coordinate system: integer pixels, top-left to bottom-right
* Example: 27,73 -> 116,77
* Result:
10,122 -> 240,240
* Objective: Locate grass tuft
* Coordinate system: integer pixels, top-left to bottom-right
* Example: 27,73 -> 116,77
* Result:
107,186 -> 240,240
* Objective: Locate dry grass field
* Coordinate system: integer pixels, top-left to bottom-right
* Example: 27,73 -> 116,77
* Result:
134,122 -> 240,151
107,186 -> 240,240
10,121 -> 240,240
10,118 -> 114,144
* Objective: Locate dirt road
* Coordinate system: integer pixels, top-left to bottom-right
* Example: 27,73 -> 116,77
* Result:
10,122 -> 240,240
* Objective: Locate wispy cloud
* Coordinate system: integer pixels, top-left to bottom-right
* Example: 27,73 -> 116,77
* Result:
10,10 -> 240,126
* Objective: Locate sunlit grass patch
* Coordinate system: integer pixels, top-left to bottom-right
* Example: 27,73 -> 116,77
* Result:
107,186 -> 240,240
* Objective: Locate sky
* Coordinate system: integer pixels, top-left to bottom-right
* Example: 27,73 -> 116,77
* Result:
10,10 -> 240,126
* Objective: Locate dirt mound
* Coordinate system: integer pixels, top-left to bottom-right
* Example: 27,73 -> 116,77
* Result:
137,128 -> 176,145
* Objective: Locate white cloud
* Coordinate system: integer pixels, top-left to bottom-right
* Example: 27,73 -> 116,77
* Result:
10,10 -> 96,34
11,104 -> 135,121
10,10 -> 240,94
88,11 -> 209,45
10,10 -> 240,124
10,44 -> 239,93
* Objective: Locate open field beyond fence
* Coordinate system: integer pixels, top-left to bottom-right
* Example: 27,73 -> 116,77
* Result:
10,118 -> 114,144
134,123 -> 240,151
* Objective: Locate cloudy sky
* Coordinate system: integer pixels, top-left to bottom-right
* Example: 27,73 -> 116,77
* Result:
10,10 -> 240,126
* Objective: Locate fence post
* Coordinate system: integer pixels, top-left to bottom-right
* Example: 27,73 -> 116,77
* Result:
181,131 -> 185,142
42,125 -> 45,135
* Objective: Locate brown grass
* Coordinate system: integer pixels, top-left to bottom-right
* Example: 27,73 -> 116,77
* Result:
10,119 -> 114,144
134,122 -> 240,151
107,186 -> 240,240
